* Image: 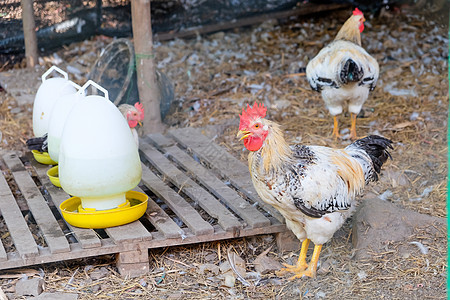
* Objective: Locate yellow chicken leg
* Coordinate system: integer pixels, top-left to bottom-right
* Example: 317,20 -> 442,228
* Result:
332,116 -> 341,139
289,244 -> 322,279
280,239 -> 310,273
350,113 -> 357,140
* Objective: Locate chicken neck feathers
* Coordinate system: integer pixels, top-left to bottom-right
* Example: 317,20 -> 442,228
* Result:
334,14 -> 363,46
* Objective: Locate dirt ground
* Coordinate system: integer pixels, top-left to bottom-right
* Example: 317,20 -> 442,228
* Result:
0,5 -> 448,300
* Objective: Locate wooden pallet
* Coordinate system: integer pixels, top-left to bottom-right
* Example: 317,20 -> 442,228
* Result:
0,128 -> 292,277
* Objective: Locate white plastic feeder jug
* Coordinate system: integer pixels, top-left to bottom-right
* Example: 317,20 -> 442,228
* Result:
32,66 -> 78,138
58,80 -> 142,211
47,82 -> 83,162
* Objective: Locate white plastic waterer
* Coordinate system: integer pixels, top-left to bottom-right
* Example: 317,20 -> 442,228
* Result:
32,66 -> 78,138
58,80 -> 142,211
47,82 -> 83,162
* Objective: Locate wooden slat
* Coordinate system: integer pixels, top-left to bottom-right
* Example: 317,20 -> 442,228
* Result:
31,162 -> 102,249
145,133 -> 175,148
103,188 -> 152,244
105,220 -> 152,244
0,173 -> 39,259
1,237 -> 152,270
145,220 -> 285,249
140,142 -> 242,232
139,163 -> 214,236
0,218 -> 286,270
156,142 -> 271,229
0,238 -> 6,262
168,128 -> 285,222
135,186 -> 184,239
3,154 -> 70,254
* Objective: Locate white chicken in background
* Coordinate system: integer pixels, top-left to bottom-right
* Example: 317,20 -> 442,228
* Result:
306,8 -> 379,140
26,102 -> 145,152
118,102 -> 145,146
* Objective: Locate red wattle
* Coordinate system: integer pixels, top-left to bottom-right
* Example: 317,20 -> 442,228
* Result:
128,120 -> 138,128
244,136 -> 264,151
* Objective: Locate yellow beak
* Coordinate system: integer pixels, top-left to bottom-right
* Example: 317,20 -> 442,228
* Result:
237,130 -> 252,140
138,121 -> 143,127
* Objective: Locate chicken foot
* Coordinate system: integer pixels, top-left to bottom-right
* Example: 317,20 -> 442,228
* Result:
332,116 -> 341,139
279,239 -> 310,274
350,113 -> 358,140
285,243 -> 323,279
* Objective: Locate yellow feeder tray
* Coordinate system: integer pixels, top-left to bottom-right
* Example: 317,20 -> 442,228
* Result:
47,166 -> 61,187
60,191 -> 148,229
32,150 -> 57,165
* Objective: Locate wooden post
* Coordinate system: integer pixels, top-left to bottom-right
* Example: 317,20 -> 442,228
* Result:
21,0 -> 38,67
116,246 -> 150,278
131,0 -> 165,134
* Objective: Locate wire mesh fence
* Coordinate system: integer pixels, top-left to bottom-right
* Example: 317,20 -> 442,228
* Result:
0,0 -> 302,55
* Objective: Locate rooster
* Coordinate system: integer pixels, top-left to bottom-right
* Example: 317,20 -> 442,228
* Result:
26,102 -> 145,152
306,8 -> 379,140
237,103 -> 392,278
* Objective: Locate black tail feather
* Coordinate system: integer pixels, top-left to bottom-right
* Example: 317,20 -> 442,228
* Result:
26,133 -> 48,152
340,58 -> 364,84
351,135 -> 393,178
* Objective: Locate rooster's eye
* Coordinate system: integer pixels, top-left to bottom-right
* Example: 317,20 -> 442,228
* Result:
254,124 -> 260,129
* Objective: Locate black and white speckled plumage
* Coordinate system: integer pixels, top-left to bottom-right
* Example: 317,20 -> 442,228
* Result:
346,135 -> 393,181
248,131 -> 392,245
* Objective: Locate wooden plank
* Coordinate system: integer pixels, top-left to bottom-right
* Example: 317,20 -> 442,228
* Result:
169,128 -> 254,186
0,238 -> 6,262
145,133 -> 175,148
168,128 -> 285,222
139,142 -> 242,232
0,237 -> 153,270
158,143 -> 271,229
1,152 -> 26,172
101,185 -> 152,244
145,221 -> 286,249
99,184 -> 152,245
0,173 -> 39,259
31,162 -> 102,249
139,163 -> 215,236
3,153 -> 70,254
105,221 -> 152,244
5,168 -> 70,254
0,205 -> 8,262
0,220 -> 286,270
135,186 -> 185,239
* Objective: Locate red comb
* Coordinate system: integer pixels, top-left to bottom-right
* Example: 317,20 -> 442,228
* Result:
134,102 -> 145,119
353,8 -> 363,16
239,102 -> 267,130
